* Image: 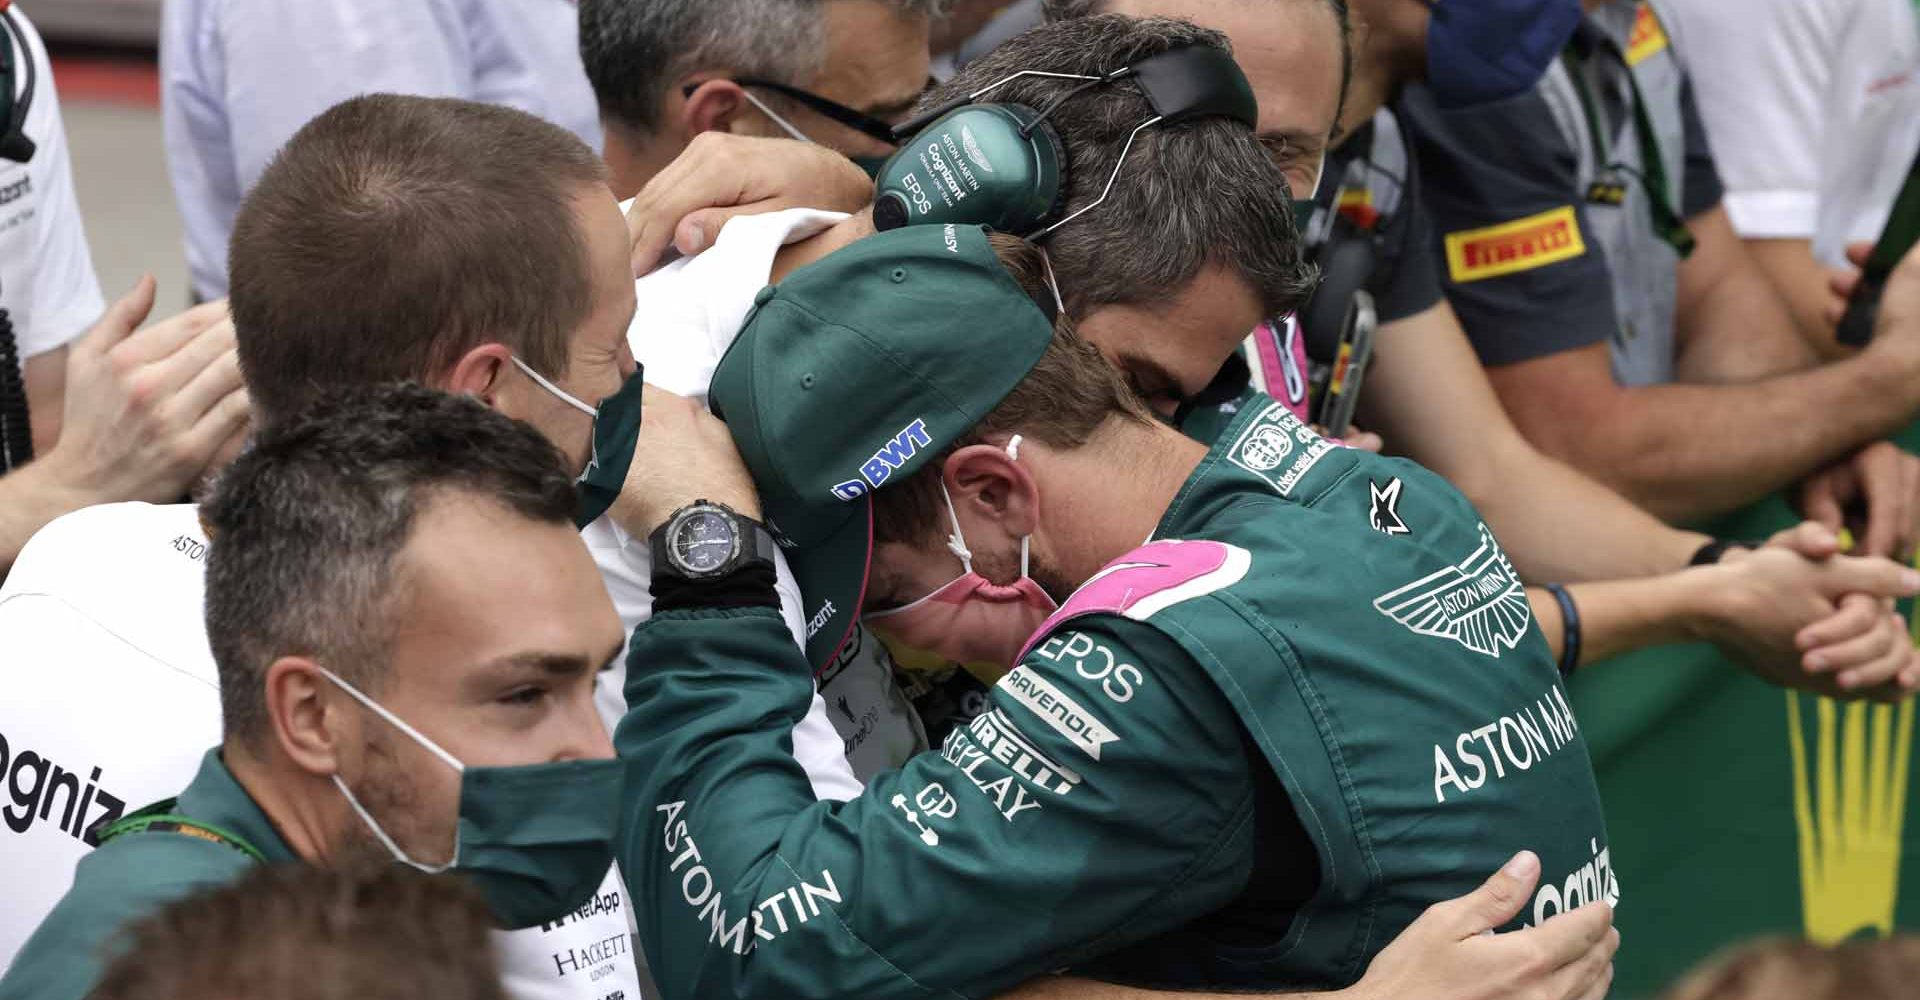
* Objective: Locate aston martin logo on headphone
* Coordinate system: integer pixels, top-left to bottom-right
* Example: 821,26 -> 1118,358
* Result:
961,125 -> 996,174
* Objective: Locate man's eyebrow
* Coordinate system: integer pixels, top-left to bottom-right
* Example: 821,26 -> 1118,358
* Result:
1119,351 -> 1188,395
474,651 -> 597,679
598,640 -> 625,673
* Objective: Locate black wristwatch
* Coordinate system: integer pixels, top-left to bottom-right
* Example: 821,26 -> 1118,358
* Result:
649,500 -> 778,582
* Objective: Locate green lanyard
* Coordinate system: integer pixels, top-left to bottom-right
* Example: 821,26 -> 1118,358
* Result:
1561,38 -> 1696,257
94,797 -> 268,864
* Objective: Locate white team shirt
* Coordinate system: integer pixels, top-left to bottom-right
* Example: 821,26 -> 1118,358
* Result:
161,0 -> 602,300
591,207 -> 927,784
0,504 -> 642,1000
1,5 -> 105,360
1665,0 -> 1920,266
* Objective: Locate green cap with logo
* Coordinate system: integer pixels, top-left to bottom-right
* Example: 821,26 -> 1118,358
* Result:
710,223 -> 1056,671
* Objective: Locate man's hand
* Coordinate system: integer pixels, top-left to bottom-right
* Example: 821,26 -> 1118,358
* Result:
628,133 -> 874,275
1797,441 -> 1920,560
1698,538 -> 1920,700
1341,852 -> 1616,1000
610,384 -> 761,539
36,277 -> 249,507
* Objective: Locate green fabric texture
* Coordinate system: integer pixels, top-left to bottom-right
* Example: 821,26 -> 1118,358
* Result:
710,222 -> 1055,670
1578,420 -> 1920,998
614,398 -> 1610,999
0,750 -> 293,1000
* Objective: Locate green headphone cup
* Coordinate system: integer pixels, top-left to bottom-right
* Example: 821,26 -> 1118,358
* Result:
872,103 -> 1067,236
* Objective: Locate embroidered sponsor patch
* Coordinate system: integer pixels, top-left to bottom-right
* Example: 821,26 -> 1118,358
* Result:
1444,207 -> 1587,284
1626,3 -> 1669,67
998,666 -> 1120,760
1374,523 -> 1532,658
1225,401 -> 1334,497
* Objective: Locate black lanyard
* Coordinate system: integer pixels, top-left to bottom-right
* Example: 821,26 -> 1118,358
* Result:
1561,30 -> 1696,258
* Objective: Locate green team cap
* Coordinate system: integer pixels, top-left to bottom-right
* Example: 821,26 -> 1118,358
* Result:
710,223 -> 1056,671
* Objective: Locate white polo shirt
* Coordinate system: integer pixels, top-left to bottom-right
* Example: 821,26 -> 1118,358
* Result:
161,0 -> 602,301
1665,0 -> 1920,266
593,207 -> 927,784
1,5 -> 105,362
0,503 -> 641,1000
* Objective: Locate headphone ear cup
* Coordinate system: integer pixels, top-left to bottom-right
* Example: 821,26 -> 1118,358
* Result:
1028,118 -> 1071,234
872,103 -> 1067,236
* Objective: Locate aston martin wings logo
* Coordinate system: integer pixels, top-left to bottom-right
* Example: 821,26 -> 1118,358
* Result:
1373,523 -> 1530,658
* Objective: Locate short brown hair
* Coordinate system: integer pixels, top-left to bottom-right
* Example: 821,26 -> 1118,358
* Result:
872,233 -> 1153,548
91,864 -> 507,1000
229,94 -> 608,426
1661,936 -> 1920,1000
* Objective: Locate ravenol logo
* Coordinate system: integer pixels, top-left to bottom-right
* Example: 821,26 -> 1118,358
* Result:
831,419 -> 932,501
1444,207 -> 1587,284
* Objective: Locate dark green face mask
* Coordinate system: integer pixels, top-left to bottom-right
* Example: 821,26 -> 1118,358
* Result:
513,358 -> 646,529
320,667 -> 628,930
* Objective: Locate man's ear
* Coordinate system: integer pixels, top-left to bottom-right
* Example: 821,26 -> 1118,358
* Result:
445,343 -> 515,405
265,657 -> 350,779
945,441 -> 1039,539
679,78 -> 750,137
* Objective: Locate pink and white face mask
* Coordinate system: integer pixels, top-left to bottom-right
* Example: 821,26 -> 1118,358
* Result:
866,436 -> 1058,674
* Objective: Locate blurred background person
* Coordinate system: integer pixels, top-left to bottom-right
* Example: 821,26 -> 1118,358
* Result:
1659,935 -> 1920,1000
161,0 -> 600,302
1663,0 -> 1920,354
578,0 -> 945,200
90,865 -> 510,1000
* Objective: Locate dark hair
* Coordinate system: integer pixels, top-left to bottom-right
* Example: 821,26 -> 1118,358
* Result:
202,383 -> 576,747
921,14 -> 1317,321
580,0 -> 952,136
1043,0 -> 1355,130
872,233 -> 1153,548
91,864 -> 507,1000
228,94 -> 608,427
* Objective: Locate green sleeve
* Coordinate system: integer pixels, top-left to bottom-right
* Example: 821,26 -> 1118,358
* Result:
616,605 -> 1259,1000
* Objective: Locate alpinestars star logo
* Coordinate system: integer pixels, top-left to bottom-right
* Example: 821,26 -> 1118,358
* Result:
1370,478 -> 1410,536
1373,523 -> 1530,657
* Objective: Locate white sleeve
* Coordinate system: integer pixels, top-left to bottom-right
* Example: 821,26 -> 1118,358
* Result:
7,8 -> 104,358
1665,0 -> 1839,240
166,0 -> 477,297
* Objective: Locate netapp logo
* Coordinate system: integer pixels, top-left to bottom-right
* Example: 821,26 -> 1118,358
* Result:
1,729 -> 126,846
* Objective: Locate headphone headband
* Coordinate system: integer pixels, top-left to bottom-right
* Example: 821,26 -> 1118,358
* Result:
1129,46 -> 1258,129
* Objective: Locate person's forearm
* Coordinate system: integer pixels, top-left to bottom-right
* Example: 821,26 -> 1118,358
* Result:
1472,437 -> 1706,583
0,460 -> 90,575
1673,206 -> 1822,381
1526,350 -> 1920,522
1747,238 -> 1847,360
1527,575 -> 1705,670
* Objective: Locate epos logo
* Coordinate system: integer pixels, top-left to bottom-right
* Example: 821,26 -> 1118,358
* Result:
831,419 -> 931,501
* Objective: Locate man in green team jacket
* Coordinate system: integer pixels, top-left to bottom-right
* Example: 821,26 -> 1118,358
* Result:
611,224 -> 1617,1000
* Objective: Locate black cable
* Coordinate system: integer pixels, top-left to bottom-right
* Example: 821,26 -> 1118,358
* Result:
0,306 -> 33,472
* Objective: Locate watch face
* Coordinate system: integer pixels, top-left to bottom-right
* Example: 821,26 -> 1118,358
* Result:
672,510 -> 739,574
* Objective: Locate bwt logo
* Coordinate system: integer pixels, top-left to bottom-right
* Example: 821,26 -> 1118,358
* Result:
830,419 -> 931,501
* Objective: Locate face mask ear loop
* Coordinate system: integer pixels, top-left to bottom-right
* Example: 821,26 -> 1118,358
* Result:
938,481 -> 975,573
316,666 -> 465,774
739,89 -> 812,144
331,775 -> 453,874
510,357 -> 598,419
1005,434 -> 1034,577
1037,251 -> 1067,317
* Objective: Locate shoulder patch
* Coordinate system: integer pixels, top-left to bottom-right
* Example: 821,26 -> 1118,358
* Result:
1225,400 -> 1335,496
1444,207 -> 1587,284
1017,539 -> 1252,662
1626,4 -> 1669,67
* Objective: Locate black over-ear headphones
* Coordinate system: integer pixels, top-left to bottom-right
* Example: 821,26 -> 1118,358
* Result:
870,44 -> 1257,237
0,1 -> 38,164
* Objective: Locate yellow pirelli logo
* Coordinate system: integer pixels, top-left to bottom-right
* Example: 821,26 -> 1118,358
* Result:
1627,3 -> 1669,66
1444,207 -> 1587,284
